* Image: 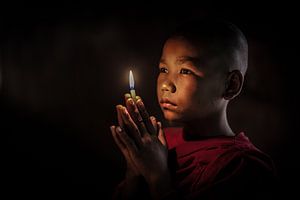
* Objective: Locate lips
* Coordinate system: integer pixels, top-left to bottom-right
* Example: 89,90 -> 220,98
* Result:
160,98 -> 177,110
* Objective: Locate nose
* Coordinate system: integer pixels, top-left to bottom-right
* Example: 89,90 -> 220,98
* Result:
161,80 -> 176,93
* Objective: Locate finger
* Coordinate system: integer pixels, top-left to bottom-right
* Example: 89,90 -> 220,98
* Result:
136,96 -> 141,100
136,97 -> 156,136
116,105 -> 132,136
125,93 -> 145,131
111,126 -> 139,172
116,105 -> 125,129
120,106 -> 143,147
110,125 -> 128,154
125,97 -> 148,136
157,122 -> 167,147
115,124 -> 139,155
124,93 -> 131,102
125,94 -> 148,135
150,116 -> 158,135
125,96 -> 143,125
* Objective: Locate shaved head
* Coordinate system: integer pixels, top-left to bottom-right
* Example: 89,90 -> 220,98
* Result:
169,19 -> 248,75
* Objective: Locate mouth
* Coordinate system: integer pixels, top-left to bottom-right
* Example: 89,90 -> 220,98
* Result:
160,98 -> 178,110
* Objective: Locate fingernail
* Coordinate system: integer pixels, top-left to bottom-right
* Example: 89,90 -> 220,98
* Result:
157,122 -> 162,127
110,125 -> 115,131
116,105 -> 122,110
127,98 -> 134,105
116,126 -> 122,133
136,99 -> 144,106
125,93 -> 131,98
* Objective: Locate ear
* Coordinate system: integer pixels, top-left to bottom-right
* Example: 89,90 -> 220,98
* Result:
223,70 -> 244,100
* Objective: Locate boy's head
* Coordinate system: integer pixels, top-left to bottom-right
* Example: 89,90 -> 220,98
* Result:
156,19 -> 248,123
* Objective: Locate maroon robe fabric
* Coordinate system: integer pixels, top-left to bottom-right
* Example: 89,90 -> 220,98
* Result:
113,127 -> 277,200
165,127 -> 277,199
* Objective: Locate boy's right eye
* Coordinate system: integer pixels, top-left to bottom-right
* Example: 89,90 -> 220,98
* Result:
159,67 -> 168,73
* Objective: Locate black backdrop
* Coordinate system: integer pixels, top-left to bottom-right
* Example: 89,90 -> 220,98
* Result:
1,3 -> 298,199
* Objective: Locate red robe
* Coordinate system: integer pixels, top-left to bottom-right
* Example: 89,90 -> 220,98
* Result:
113,128 -> 277,200
164,127 -> 276,199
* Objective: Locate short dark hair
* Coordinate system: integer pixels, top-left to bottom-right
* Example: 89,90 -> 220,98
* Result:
169,18 -> 248,75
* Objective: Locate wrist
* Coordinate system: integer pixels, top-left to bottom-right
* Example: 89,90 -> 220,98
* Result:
117,175 -> 144,200
147,172 -> 173,199
124,174 -> 143,187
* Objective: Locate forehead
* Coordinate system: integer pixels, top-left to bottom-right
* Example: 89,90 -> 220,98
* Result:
161,36 -> 227,75
160,36 -> 213,70
162,36 -> 199,59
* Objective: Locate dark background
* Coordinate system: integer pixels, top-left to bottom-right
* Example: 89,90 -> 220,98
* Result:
1,3 -> 298,199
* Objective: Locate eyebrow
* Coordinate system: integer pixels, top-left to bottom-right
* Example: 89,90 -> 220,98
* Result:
176,56 -> 200,65
159,56 -> 201,64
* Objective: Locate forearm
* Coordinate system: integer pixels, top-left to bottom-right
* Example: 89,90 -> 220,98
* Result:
147,172 -> 180,200
113,176 -> 143,200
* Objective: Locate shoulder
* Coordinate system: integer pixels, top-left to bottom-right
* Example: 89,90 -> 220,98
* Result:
212,133 -> 276,181
215,149 -> 276,181
190,148 -> 277,199
211,136 -> 277,196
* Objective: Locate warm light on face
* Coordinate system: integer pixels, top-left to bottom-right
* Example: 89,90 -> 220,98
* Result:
129,70 -> 135,89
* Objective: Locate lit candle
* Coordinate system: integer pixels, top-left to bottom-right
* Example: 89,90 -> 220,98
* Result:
129,70 -> 136,100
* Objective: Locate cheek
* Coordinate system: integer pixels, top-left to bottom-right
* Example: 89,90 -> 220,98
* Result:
177,78 -> 199,105
200,78 -> 224,100
156,76 -> 162,95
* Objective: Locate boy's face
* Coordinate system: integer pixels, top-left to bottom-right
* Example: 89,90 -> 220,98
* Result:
157,36 -> 226,123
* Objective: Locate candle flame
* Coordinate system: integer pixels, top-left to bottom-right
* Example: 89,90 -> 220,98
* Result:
129,70 -> 134,89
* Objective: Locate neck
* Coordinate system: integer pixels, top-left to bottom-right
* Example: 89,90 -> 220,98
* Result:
182,105 -> 235,139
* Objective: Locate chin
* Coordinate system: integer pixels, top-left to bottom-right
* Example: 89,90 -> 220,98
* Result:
163,110 -> 184,123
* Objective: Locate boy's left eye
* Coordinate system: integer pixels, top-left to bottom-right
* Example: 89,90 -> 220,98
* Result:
180,68 -> 193,75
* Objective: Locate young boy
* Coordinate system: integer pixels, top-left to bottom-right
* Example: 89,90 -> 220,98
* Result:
110,19 -> 276,199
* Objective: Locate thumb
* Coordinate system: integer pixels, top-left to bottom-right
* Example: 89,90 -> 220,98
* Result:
157,121 -> 167,148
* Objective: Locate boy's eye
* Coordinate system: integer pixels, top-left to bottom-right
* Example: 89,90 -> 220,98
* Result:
159,67 -> 168,73
180,68 -> 193,75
